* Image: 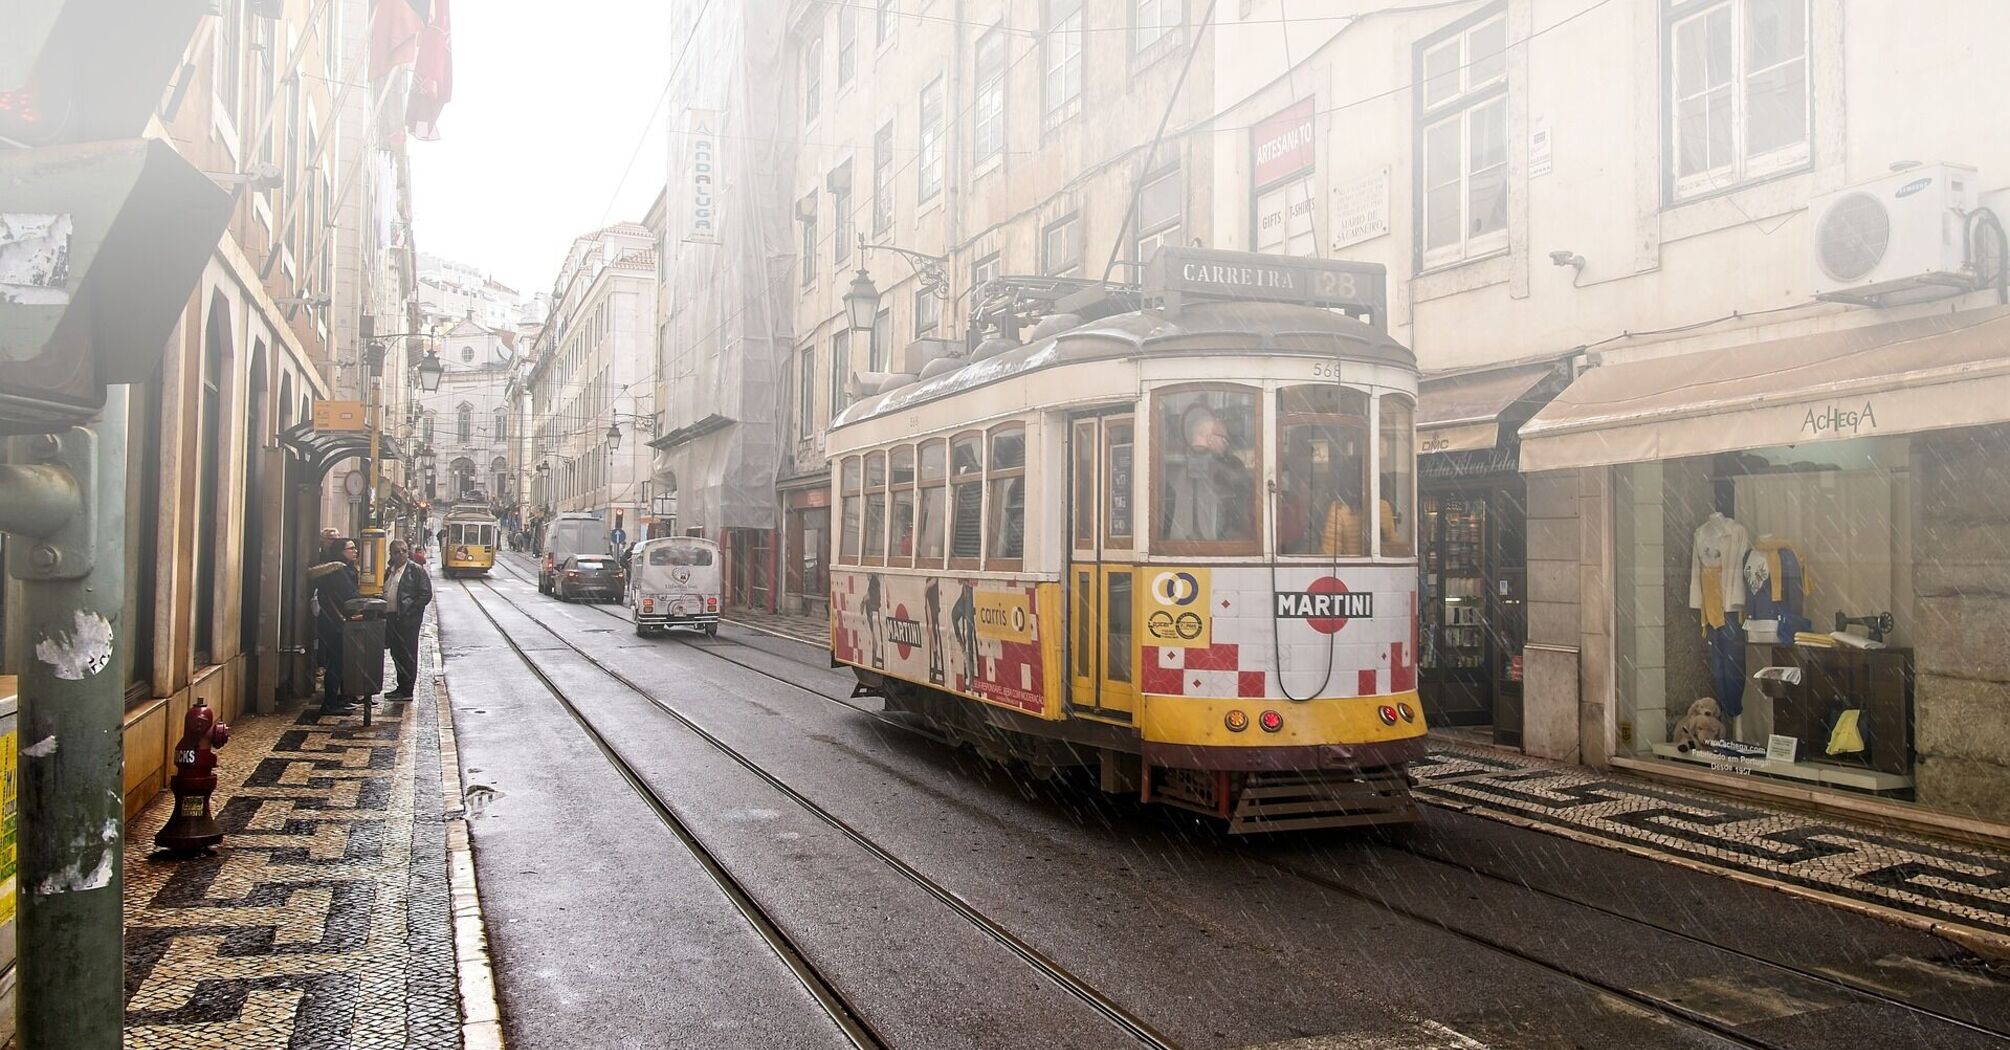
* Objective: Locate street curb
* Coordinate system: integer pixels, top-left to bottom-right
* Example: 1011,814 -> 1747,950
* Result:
1418,794 -> 2010,963
433,663 -> 508,1050
723,616 -> 829,649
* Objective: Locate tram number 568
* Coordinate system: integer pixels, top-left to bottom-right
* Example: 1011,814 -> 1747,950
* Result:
1312,360 -> 1345,380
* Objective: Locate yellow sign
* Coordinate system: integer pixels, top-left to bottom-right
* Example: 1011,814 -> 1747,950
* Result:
973,590 -> 1035,643
312,399 -> 369,432
1,723 -> 16,928
1145,568 -> 1212,649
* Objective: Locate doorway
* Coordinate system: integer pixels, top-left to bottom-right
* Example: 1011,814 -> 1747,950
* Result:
1066,409 -> 1138,720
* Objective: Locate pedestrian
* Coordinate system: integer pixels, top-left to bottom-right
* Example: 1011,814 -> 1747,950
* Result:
308,536 -> 362,713
383,539 -> 432,699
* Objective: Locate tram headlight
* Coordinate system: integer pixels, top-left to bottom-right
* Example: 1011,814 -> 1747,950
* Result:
1258,710 -> 1284,733
1224,710 -> 1249,733
1377,705 -> 1399,726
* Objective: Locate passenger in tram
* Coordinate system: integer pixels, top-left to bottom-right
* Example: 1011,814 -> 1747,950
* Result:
1163,400 -> 1254,542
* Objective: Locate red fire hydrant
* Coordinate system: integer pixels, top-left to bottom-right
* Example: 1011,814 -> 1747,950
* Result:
155,698 -> 231,853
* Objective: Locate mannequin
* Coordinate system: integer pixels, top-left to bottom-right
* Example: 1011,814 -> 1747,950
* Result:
1690,510 -> 1751,721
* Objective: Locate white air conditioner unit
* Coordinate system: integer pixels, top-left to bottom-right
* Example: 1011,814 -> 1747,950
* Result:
1810,163 -> 1977,305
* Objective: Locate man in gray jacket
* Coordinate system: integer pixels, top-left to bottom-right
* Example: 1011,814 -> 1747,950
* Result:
383,539 -> 433,699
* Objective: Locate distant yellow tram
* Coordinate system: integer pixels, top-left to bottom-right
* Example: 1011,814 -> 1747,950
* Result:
441,504 -> 500,578
827,248 -> 1427,833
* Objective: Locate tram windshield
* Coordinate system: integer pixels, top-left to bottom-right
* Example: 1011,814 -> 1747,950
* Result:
1155,387 -> 1259,551
1379,395 -> 1416,556
1277,385 -> 1371,557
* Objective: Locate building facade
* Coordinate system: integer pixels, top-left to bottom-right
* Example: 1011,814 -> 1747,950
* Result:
416,251 -> 528,331
525,225 -> 661,547
1211,0 -> 2010,826
414,319 -> 518,515
771,0 -> 1219,615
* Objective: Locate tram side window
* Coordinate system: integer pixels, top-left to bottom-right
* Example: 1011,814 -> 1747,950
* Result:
1379,394 -> 1416,557
1278,385 -> 1371,557
1154,387 -> 1260,553
840,456 -> 862,562
865,451 -> 888,562
917,438 -> 947,566
986,424 -> 1026,566
950,431 -> 984,563
890,445 -> 917,563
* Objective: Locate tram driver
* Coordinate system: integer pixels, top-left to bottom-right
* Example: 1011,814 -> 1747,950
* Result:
1163,398 -> 1254,543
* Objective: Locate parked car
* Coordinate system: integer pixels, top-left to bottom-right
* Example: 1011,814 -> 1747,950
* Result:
555,554 -> 624,603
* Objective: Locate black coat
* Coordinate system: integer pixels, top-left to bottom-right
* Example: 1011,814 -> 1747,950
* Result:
308,560 -> 360,681
391,559 -> 433,620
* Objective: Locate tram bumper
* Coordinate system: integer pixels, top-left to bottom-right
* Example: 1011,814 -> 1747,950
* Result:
1140,735 -> 1428,773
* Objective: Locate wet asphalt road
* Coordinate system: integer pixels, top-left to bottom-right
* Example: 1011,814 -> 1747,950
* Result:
441,557 -> 2010,1050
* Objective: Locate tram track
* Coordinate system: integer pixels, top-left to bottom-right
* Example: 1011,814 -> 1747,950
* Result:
459,574 -> 1181,1050
479,556 -> 2010,1047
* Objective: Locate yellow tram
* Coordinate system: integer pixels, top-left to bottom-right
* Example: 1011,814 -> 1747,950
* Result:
440,503 -> 501,579
826,248 -> 1427,833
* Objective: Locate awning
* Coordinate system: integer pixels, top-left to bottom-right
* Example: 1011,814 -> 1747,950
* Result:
278,421 -> 405,480
1519,307 -> 2010,472
1419,360 -> 1568,454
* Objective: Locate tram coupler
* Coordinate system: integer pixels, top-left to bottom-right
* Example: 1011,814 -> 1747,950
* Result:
154,697 -> 231,854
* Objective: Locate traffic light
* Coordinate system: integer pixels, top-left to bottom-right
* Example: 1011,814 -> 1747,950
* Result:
0,0 -> 227,435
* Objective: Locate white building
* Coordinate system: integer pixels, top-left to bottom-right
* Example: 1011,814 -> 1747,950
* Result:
414,318 -> 518,512
526,224 -> 661,545
417,251 -> 524,331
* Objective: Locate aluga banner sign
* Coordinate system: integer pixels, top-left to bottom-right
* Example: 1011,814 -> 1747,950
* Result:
684,109 -> 718,244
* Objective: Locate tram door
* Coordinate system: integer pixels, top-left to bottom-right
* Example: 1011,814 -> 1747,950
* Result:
1068,410 -> 1138,719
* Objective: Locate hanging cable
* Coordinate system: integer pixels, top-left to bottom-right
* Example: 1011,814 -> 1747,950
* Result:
1099,0 -> 1220,283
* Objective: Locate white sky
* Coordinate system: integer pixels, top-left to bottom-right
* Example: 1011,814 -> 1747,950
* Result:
409,0 -> 672,300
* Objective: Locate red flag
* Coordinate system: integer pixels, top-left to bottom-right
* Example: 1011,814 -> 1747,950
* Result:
369,0 -> 429,80
406,0 -> 453,141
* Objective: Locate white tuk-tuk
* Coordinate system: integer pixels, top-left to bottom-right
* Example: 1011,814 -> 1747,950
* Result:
627,536 -> 723,637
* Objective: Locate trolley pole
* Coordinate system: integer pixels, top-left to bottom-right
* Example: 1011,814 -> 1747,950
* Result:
2,402 -> 131,1050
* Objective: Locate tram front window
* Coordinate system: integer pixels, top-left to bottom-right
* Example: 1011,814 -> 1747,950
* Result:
1379,394 -> 1416,557
1156,387 -> 1259,551
1277,385 -> 1370,557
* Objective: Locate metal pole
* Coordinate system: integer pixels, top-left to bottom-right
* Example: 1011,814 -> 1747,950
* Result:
5,401 -> 130,1050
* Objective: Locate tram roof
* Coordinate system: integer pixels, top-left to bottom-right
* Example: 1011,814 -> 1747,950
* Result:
831,300 -> 1413,431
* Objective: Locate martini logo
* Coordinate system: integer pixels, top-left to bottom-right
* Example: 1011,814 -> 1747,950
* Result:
1274,577 -> 1372,634
887,603 -> 923,659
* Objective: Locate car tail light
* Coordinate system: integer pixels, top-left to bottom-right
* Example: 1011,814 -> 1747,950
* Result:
1258,710 -> 1284,733
1397,702 -> 1417,723
566,570 -> 581,579
1224,710 -> 1249,732
706,597 -> 718,611
642,598 -> 655,611
1377,705 -> 1399,726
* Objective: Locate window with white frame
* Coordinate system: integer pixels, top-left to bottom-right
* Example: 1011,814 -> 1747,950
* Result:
803,34 -> 823,124
457,404 -> 472,443
800,192 -> 818,286
216,0 -> 243,115
877,0 -> 898,47
918,77 -> 945,203
1416,9 -> 1508,269
1042,213 -> 1081,276
873,121 -> 895,234
1667,0 -> 1810,201
972,252 -> 1001,301
1044,0 -> 1083,129
974,26 -> 1007,166
1134,0 -> 1181,55
1133,163 -> 1182,266
830,161 -> 853,265
914,288 -> 940,335
871,307 -> 891,372
830,330 -> 851,416
837,4 -> 857,87
799,346 -> 816,436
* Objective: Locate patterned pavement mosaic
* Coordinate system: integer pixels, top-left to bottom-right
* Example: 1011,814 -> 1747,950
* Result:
1412,745 -> 2010,941
122,623 -> 460,1050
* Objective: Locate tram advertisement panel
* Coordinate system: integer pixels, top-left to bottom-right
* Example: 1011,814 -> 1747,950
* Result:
832,571 -> 1051,716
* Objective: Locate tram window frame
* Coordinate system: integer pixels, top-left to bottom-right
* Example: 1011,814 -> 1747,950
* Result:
949,430 -> 985,569
1150,383 -> 1264,557
986,422 -> 1027,570
864,451 -> 889,564
890,444 -> 918,565
1276,384 -> 1371,558
1378,393 -> 1417,558
1071,419 -> 1096,552
1104,418 -> 1135,551
917,438 -> 948,567
840,456 -> 863,562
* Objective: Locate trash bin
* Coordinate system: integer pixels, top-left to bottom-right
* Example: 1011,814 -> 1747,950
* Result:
341,597 -> 391,698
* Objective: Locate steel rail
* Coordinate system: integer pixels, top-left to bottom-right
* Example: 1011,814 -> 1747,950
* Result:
462,576 -> 1181,1050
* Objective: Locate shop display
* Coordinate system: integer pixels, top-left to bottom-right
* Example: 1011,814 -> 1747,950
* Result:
1743,537 -> 1811,638
1689,511 -> 1752,717
1671,697 -> 1725,753
1767,644 -> 1914,776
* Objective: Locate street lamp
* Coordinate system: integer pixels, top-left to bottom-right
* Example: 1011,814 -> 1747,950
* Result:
851,234 -> 950,335
415,347 -> 444,392
844,269 -> 880,333
606,421 -> 623,451
364,340 -> 387,377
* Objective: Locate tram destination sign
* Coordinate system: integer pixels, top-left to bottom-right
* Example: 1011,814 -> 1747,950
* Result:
1144,246 -> 1386,322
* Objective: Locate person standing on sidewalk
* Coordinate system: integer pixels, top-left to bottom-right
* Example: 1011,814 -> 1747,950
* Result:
309,536 -> 362,713
384,538 -> 432,699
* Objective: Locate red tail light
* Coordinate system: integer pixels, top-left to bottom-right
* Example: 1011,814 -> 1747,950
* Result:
1377,705 -> 1399,726
1258,710 -> 1284,733
706,597 -> 718,611
566,570 -> 582,579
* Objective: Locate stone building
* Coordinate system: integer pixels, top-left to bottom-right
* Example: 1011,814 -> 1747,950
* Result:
413,318 -> 518,512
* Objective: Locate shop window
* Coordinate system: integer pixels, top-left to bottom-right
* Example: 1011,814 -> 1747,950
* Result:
987,424 -> 1026,567
1667,0 -> 1810,201
1154,386 -> 1259,555
1378,395 -> 1416,557
1276,385 -> 1370,557
840,456 -> 862,562
917,438 -> 947,565
950,431 -> 984,564
864,451 -> 887,563
890,444 -> 917,563
1416,8 -> 1508,270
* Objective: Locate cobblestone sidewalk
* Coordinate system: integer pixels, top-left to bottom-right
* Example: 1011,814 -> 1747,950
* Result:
1413,745 -> 2010,953
122,619 -> 478,1050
